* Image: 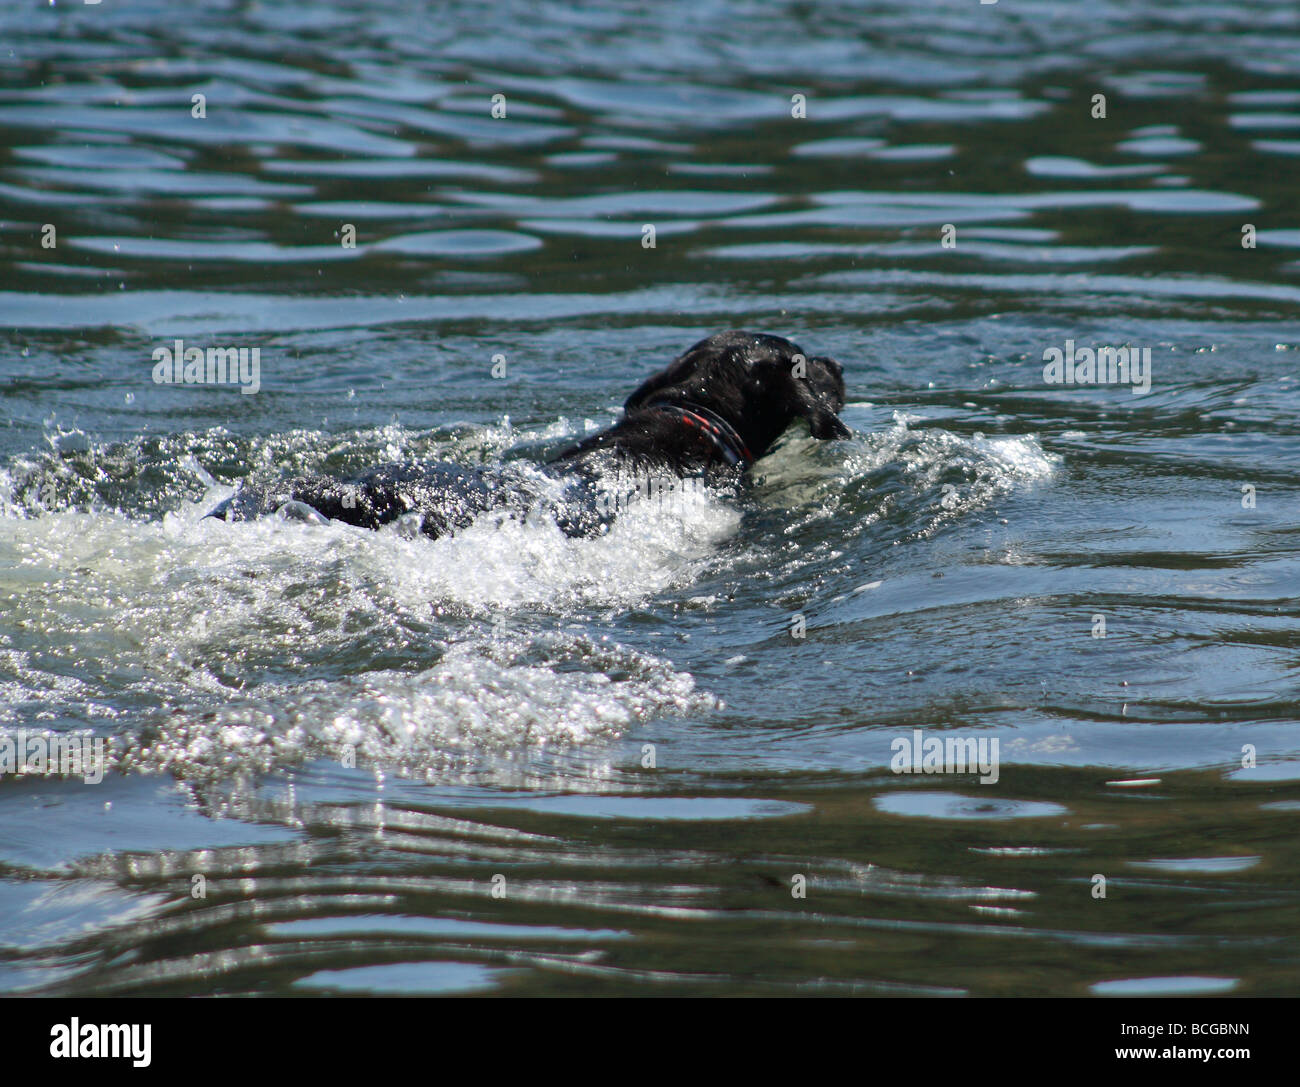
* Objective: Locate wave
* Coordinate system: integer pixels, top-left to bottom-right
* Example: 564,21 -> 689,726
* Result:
0,414 -> 1055,779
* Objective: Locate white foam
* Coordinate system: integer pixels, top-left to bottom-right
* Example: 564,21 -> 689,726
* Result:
0,414 -> 1054,779
0,471 -> 733,777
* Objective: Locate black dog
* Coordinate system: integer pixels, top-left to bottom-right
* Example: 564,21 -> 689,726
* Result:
207,330 -> 849,538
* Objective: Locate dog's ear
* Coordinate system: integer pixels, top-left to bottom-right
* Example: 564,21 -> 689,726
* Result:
788,355 -> 850,439
814,412 -> 852,439
796,393 -> 851,439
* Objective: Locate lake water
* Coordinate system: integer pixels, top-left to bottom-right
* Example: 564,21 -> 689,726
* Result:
2,0 -> 1299,997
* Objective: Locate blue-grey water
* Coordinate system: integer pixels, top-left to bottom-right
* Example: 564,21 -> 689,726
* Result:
2,0 -> 1300,996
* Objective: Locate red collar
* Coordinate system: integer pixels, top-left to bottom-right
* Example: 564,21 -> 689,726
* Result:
645,401 -> 754,468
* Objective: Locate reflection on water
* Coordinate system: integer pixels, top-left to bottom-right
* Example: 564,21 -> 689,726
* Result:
2,0 -> 1300,996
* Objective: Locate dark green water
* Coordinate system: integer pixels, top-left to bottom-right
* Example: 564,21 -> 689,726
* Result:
2,0 -> 1299,996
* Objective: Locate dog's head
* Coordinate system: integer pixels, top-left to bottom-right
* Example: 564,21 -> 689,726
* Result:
623,330 -> 850,459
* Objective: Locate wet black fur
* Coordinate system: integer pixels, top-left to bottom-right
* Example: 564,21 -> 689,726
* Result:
207,330 -> 849,539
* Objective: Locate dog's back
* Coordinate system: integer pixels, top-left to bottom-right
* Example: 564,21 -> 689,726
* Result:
207,331 -> 849,539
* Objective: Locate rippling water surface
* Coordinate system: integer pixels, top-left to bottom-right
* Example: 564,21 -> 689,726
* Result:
2,0 -> 1300,997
